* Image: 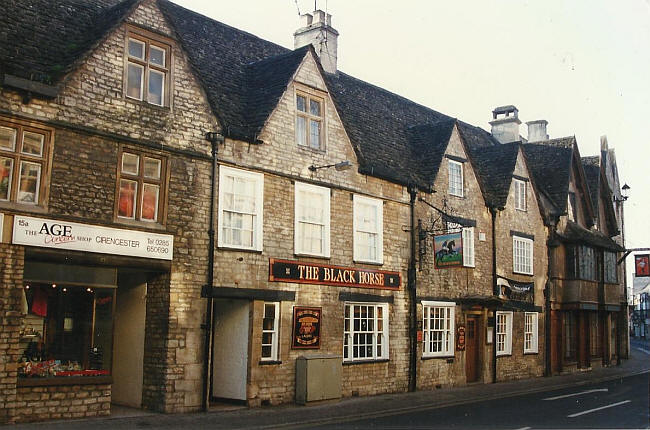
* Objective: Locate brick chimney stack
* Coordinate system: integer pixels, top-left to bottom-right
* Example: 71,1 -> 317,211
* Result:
294,9 -> 339,74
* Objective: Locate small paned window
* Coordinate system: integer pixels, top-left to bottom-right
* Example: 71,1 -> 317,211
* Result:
343,302 -> 389,362
448,160 -> 463,197
0,120 -> 51,206
496,311 -> 513,356
589,312 -> 601,357
295,182 -> 330,257
513,236 -> 533,275
261,302 -> 280,361
125,32 -> 171,106
604,251 -> 618,284
296,93 -> 324,150
116,150 -> 166,223
524,312 -> 538,353
514,179 -> 527,211
218,166 -> 264,251
353,195 -> 383,264
578,246 -> 596,281
462,227 -> 475,267
422,301 -> 455,357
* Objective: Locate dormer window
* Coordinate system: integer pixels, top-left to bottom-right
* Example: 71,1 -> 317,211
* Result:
125,29 -> 171,107
448,160 -> 463,197
296,92 -> 324,150
514,179 -> 527,211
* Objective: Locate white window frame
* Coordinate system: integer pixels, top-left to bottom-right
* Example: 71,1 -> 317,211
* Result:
462,227 -> 474,268
261,302 -> 280,362
448,160 -> 464,197
514,179 -> 527,211
422,301 -> 455,358
217,165 -> 264,251
496,311 -> 513,356
353,194 -> 383,264
513,236 -> 533,275
343,302 -> 389,362
295,91 -> 325,150
524,312 -> 539,354
294,181 -> 330,257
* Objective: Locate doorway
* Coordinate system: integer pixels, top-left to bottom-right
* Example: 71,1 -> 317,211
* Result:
211,299 -> 250,401
465,315 -> 480,383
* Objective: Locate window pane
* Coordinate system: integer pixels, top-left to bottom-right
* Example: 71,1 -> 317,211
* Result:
122,153 -> 139,175
309,119 -> 321,149
310,99 -> 321,116
296,116 -> 307,146
296,95 -> 307,112
127,63 -> 144,100
0,126 -> 16,151
21,131 -> 44,157
141,184 -> 160,221
148,70 -> 164,106
149,45 -> 165,66
18,161 -> 41,204
0,157 -> 13,200
118,179 -> 137,218
143,157 -> 161,179
128,39 -> 145,59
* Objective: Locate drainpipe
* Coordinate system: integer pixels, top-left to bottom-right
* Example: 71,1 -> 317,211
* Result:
407,185 -> 418,392
544,218 -> 558,377
490,207 -> 498,384
202,132 -> 223,412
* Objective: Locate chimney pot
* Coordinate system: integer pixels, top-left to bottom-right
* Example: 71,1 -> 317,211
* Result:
489,105 -> 521,144
526,120 -> 549,142
300,13 -> 313,27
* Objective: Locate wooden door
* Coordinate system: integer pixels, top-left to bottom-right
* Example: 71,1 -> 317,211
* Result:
466,316 -> 480,383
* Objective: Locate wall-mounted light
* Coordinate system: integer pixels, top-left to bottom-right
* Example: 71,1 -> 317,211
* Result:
614,183 -> 630,202
308,160 -> 352,172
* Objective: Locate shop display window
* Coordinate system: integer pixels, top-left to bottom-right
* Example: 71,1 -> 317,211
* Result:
18,284 -> 114,379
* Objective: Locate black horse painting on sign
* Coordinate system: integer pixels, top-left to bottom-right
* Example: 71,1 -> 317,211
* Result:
433,232 -> 463,268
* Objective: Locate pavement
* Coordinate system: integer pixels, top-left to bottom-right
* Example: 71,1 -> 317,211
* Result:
10,343 -> 650,429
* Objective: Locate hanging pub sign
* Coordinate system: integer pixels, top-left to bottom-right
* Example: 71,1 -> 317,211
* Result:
635,254 -> 650,277
456,325 -> 466,351
269,258 -> 401,290
433,232 -> 463,268
292,306 -> 321,349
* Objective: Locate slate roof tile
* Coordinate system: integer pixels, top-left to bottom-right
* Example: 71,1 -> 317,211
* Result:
522,141 -> 574,214
466,142 -> 519,209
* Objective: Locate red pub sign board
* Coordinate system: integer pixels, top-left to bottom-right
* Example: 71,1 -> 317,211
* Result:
269,258 -> 401,290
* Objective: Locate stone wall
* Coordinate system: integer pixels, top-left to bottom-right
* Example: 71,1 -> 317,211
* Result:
13,383 -> 110,423
0,245 -> 25,424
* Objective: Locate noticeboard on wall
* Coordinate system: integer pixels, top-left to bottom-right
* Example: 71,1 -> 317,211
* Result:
292,306 -> 321,349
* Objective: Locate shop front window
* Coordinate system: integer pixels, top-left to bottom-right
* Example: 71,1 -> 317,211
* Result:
18,284 -> 114,378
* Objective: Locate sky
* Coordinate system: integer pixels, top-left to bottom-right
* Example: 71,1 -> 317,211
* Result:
173,0 -> 650,297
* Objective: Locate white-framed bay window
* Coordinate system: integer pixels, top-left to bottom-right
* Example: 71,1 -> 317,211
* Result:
513,235 -> 533,275
524,312 -> 539,354
295,181 -> 330,257
448,160 -> 464,197
218,166 -> 264,251
343,302 -> 389,362
422,301 -> 455,358
514,179 -> 527,211
496,311 -> 513,356
353,194 -> 383,264
261,302 -> 280,361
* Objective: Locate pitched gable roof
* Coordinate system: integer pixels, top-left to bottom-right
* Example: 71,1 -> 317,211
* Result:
522,141 -> 574,214
582,156 -> 601,213
0,0 -> 138,86
466,143 -> 520,209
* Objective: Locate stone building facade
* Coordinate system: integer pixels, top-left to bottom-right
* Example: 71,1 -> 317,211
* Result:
0,0 -> 627,424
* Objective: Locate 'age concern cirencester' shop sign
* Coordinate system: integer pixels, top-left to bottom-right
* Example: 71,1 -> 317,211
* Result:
12,215 -> 174,260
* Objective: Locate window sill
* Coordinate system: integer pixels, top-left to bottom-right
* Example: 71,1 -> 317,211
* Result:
343,359 -> 389,366
421,355 -> 454,361
512,271 -> 534,277
218,246 -> 263,254
448,193 -> 464,199
297,144 -> 326,155
0,202 -> 49,214
524,351 -> 539,355
353,259 -> 384,267
124,96 -> 170,112
496,353 -> 512,357
113,217 -> 167,231
259,360 -> 282,366
18,375 -> 112,387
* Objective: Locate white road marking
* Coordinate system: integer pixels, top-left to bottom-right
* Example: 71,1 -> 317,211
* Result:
634,347 -> 650,355
543,389 -> 608,401
567,400 -> 632,418
514,427 -> 531,430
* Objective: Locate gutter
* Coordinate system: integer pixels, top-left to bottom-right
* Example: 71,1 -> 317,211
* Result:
407,185 -> 418,392
201,131 -> 224,412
